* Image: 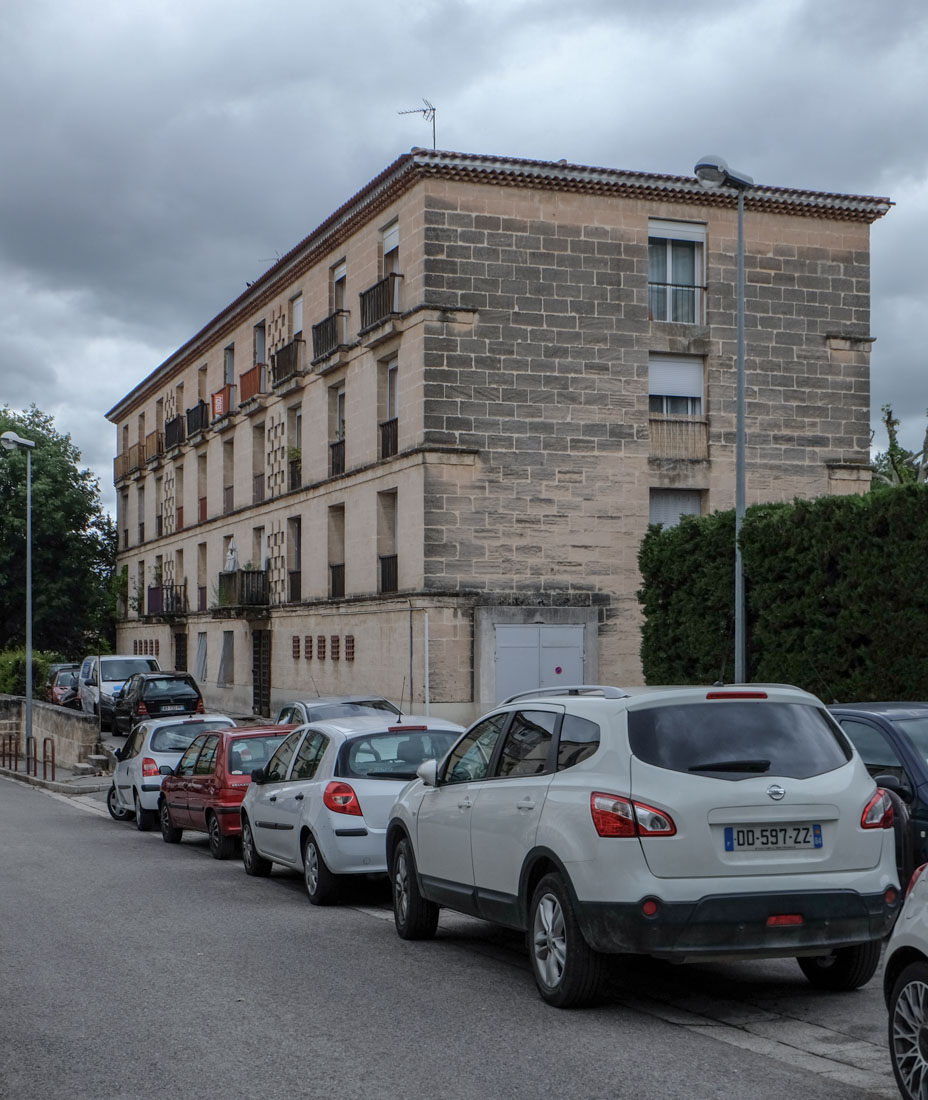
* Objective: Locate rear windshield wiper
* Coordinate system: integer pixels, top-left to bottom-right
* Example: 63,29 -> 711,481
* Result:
687,759 -> 771,773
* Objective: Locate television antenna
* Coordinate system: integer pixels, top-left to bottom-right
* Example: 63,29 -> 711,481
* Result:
398,99 -> 436,150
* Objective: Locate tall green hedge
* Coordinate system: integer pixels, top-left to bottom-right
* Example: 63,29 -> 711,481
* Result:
638,484 -> 928,701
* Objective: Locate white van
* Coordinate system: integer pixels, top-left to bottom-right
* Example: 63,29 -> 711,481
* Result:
78,654 -> 161,729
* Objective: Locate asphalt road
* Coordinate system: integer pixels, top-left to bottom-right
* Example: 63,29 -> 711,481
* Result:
0,776 -> 901,1100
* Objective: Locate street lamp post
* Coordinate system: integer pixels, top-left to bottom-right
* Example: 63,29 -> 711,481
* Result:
1,430 -> 37,763
694,156 -> 753,683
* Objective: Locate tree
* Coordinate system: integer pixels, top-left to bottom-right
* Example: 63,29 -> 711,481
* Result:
872,404 -> 928,486
0,405 -> 117,657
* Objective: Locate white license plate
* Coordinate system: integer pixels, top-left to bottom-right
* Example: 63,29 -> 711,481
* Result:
724,824 -> 822,851
159,704 -> 185,712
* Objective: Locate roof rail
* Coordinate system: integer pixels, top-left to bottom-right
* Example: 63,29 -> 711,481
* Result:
500,685 -> 629,705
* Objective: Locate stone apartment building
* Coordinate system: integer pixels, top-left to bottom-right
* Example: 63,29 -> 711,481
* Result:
106,149 -> 889,722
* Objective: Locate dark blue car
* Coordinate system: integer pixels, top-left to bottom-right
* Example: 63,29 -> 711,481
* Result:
829,703 -> 928,876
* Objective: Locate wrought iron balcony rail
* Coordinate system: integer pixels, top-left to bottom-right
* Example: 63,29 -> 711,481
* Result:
379,553 -> 398,594
217,569 -> 269,607
380,418 -> 398,459
147,583 -> 189,616
165,415 -> 185,450
360,273 -> 402,331
648,281 -> 705,324
329,563 -> 345,599
288,570 -> 302,602
311,310 -> 349,361
186,401 -> 210,436
329,439 -> 345,477
271,338 -> 304,386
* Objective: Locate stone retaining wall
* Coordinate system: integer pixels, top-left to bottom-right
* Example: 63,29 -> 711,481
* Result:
0,695 -> 100,771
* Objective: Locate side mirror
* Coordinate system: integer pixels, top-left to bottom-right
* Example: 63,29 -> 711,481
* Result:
89,672 -> 98,687
251,767 -> 266,785
159,764 -> 174,776
876,774 -> 914,804
417,758 -> 438,787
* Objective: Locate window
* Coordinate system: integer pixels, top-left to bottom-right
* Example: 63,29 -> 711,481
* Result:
290,294 -> 303,339
838,719 -> 908,786
649,356 -> 703,416
254,321 -> 266,365
382,220 -> 399,276
496,711 -> 558,778
648,219 -> 705,323
223,345 -> 235,386
194,632 -> 207,682
444,713 -> 508,784
218,630 -> 234,686
649,489 -> 702,528
291,732 -> 327,780
557,715 -> 601,770
265,730 -> 302,782
378,490 -> 398,593
176,737 -> 206,776
332,262 -> 347,312
194,736 -> 220,776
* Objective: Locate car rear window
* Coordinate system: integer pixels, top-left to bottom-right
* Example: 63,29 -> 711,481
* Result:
337,729 -> 461,780
150,720 -> 231,753
227,735 -> 288,774
143,677 -> 199,698
627,702 -> 852,781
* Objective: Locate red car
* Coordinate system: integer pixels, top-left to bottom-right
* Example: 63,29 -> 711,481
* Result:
46,665 -> 80,707
158,724 -> 293,859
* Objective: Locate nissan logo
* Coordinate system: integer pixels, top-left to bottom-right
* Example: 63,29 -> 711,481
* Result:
767,784 -> 786,801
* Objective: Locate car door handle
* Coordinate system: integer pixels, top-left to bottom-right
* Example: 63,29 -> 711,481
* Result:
516,798 -> 536,811
269,795 -> 277,803
295,793 -> 304,801
458,797 -> 472,810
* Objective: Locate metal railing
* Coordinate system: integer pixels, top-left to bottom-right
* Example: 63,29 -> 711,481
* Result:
156,513 -> 163,537
379,553 -> 398,594
147,583 -> 189,615
217,569 -> 269,607
176,504 -> 184,531
138,522 -> 145,544
198,496 -> 207,523
165,415 -> 185,450
329,439 -> 345,477
312,310 -> 349,360
271,339 -> 304,386
360,273 -> 402,331
186,401 -> 210,435
253,473 -> 265,504
197,585 -> 207,612
329,563 -> 345,598
648,281 -> 704,324
223,485 -> 234,514
240,363 -> 266,403
288,570 -> 302,602
380,418 -> 398,459
288,459 -> 301,491
648,415 -> 709,460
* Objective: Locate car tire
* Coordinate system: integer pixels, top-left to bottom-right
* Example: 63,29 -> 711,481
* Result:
207,812 -> 235,861
391,836 -> 438,940
528,872 -> 603,1008
133,791 -> 156,833
159,800 -> 183,844
797,940 -> 882,991
889,959 -> 928,1099
303,834 -> 339,905
106,785 -> 131,822
241,818 -> 272,877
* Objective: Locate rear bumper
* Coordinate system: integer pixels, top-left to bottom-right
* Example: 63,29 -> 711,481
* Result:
576,888 -> 900,958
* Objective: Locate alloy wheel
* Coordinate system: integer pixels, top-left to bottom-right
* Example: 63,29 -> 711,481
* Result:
304,842 -> 319,895
893,978 -> 928,1098
532,891 -> 567,989
394,847 -> 409,924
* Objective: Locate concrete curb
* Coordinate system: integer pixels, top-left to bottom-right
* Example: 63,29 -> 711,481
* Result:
0,765 -> 111,796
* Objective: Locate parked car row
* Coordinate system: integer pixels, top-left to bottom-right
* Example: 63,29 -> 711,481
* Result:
107,681 -> 923,1034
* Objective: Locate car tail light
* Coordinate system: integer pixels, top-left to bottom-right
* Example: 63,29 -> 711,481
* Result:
137,701 -> 149,716
388,725 -> 427,732
861,789 -> 894,829
141,757 -> 159,777
766,914 -> 803,927
590,793 -> 676,838
323,781 -> 362,816
907,864 -> 928,899
195,698 -> 205,713
705,691 -> 768,700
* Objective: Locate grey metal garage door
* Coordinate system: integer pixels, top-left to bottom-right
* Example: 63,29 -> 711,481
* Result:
494,624 -> 584,702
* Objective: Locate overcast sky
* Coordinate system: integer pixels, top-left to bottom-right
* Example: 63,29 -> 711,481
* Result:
2,0 -> 926,515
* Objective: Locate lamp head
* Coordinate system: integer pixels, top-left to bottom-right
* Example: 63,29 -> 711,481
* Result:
0,430 -> 36,451
694,154 -> 753,190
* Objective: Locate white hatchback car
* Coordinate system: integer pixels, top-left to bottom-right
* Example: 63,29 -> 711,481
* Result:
387,684 -> 901,1007
239,715 -> 464,903
883,864 -> 928,1099
107,714 -> 235,830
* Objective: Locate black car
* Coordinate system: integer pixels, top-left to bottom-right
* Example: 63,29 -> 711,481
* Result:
830,702 -> 928,874
113,672 -> 205,734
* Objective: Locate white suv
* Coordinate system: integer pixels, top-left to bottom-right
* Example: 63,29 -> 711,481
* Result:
883,864 -> 928,1099
387,684 -> 901,1007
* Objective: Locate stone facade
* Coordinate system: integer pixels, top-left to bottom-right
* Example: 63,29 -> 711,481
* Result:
107,151 -> 889,722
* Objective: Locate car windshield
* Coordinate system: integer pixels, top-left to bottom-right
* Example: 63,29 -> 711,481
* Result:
337,729 -> 460,780
101,659 -> 159,680
150,720 -> 231,753
894,717 -> 928,764
627,702 -> 852,781
227,735 -> 289,774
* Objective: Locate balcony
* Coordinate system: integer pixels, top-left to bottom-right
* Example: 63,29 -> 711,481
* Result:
648,281 -> 704,325
288,570 -> 302,602
128,442 -> 144,472
329,439 -> 345,477
211,384 -> 235,420
380,418 -> 398,459
217,568 -> 269,608
311,310 -> 349,362
253,473 -> 265,505
146,583 -> 189,617
186,401 -> 210,437
360,273 -> 402,332
379,554 -> 398,594
271,339 -> 305,387
648,416 -> 709,461
288,459 -> 301,491
223,485 -> 234,514
329,563 -> 345,599
198,496 -> 207,523
145,430 -> 164,465
114,453 -> 129,481
240,363 -> 266,404
165,415 -> 185,450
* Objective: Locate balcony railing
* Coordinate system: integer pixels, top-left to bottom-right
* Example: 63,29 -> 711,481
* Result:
146,583 -> 189,616
311,310 -> 349,361
240,363 -> 266,403
121,528 -> 128,549
329,439 -> 345,477
165,415 -> 185,450
288,459 -> 301,491
271,339 -> 305,386
223,485 -> 234,514
329,563 -> 345,599
211,384 -> 235,419
360,273 -> 402,332
288,570 -> 302,602
198,496 -> 207,523
197,585 -> 207,612
176,505 -> 184,531
138,522 -> 145,544
379,554 -> 398,594
156,513 -> 163,538
648,281 -> 704,325
186,401 -> 210,436
253,473 -> 265,504
114,453 -> 129,480
380,418 -> 398,459
145,430 -> 164,462
128,442 -> 144,471
648,415 -> 709,460
217,569 -> 269,607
